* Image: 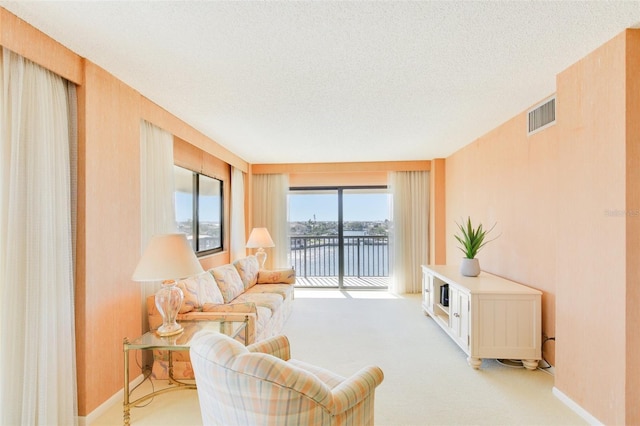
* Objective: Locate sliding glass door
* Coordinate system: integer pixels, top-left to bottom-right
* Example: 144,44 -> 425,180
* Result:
288,187 -> 390,289
289,190 -> 339,282
342,189 -> 391,287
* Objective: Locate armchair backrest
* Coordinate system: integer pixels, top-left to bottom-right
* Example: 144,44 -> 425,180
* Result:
190,331 -> 381,426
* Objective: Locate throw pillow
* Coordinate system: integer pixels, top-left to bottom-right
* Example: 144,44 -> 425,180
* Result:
177,272 -> 224,312
233,255 -> 260,290
211,264 -> 245,303
257,268 -> 296,284
197,271 -> 224,305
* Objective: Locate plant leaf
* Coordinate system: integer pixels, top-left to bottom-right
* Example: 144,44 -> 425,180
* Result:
454,216 -> 498,259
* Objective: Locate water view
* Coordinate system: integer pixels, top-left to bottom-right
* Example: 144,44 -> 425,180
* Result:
288,220 -> 390,278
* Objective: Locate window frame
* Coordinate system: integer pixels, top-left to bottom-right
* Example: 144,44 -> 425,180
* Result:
174,165 -> 224,256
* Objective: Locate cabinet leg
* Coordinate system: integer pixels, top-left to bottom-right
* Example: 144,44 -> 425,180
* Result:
522,359 -> 539,370
467,357 -> 482,369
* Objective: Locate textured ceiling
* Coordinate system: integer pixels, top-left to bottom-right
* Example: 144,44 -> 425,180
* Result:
2,1 -> 640,164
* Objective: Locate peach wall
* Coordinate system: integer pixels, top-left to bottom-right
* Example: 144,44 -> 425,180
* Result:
290,171 -> 388,187
554,32 -> 628,425
259,160 -> 430,190
446,107 -> 560,363
624,31 -> 640,426
429,159 -> 446,265
446,30 -> 638,424
78,62 -> 143,414
0,8 -> 82,84
253,160 -> 430,175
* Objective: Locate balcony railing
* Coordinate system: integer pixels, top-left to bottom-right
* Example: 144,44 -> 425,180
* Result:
289,235 -> 389,278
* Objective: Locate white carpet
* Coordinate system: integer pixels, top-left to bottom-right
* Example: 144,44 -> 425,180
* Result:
284,291 -> 584,426
92,290 -> 586,425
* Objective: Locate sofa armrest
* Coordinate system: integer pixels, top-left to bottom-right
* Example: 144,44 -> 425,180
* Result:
200,302 -> 256,314
147,295 -> 258,344
183,303 -> 257,345
247,335 -> 291,361
329,366 -> 384,414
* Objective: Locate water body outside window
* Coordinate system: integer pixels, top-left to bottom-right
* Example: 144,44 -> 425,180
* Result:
288,187 -> 391,289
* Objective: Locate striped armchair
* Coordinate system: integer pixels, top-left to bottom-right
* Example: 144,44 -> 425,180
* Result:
190,331 -> 384,426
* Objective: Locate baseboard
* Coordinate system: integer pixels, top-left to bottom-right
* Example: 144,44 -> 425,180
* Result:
77,374 -> 144,426
552,387 -> 603,426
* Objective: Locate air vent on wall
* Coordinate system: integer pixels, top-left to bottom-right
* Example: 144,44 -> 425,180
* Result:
527,96 -> 556,135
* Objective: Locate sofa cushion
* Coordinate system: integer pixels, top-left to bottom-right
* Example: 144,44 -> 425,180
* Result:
235,292 -> 284,314
233,256 -> 260,290
178,271 -> 224,312
246,283 -> 294,301
257,268 -> 296,284
211,264 -> 245,303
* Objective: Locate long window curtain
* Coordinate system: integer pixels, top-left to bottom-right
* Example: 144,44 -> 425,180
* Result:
389,171 -> 430,294
230,166 -> 246,261
0,48 -> 78,425
139,120 -> 176,330
140,120 -> 176,243
251,173 -> 289,269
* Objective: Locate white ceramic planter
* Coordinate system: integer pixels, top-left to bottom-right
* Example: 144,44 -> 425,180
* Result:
460,258 -> 480,277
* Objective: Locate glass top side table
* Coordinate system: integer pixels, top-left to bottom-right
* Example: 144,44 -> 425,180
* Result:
123,317 -> 248,425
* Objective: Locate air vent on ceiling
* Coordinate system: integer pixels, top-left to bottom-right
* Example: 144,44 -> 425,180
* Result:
527,96 -> 556,135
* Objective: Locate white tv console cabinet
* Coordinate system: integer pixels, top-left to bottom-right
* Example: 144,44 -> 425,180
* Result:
421,265 -> 542,370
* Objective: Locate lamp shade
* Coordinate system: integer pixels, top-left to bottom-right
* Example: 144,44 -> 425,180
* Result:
132,233 -> 204,282
246,227 -> 275,248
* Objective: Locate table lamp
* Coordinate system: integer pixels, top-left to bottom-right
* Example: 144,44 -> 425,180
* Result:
132,233 -> 204,336
246,227 -> 275,269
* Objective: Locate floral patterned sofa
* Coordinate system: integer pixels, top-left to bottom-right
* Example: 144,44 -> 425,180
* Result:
146,255 -> 295,379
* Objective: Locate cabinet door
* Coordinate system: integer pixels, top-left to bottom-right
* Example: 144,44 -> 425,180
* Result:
450,287 -> 470,352
422,272 -> 435,313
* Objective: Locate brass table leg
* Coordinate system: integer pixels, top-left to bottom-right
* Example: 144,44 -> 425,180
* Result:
123,338 -> 130,426
168,349 -> 174,385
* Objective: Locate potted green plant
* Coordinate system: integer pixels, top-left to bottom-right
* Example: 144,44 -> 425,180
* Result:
454,217 -> 497,277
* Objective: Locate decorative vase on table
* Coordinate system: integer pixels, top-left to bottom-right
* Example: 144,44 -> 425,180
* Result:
455,217 -> 498,278
460,258 -> 480,277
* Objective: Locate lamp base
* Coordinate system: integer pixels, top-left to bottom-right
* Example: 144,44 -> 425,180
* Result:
255,248 -> 267,269
155,323 -> 184,337
155,280 -> 184,337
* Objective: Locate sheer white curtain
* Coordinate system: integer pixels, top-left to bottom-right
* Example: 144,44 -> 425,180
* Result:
389,171 -> 430,294
230,166 -> 246,261
251,173 -> 289,269
0,48 -> 78,425
140,120 -> 176,243
139,120 -> 176,329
